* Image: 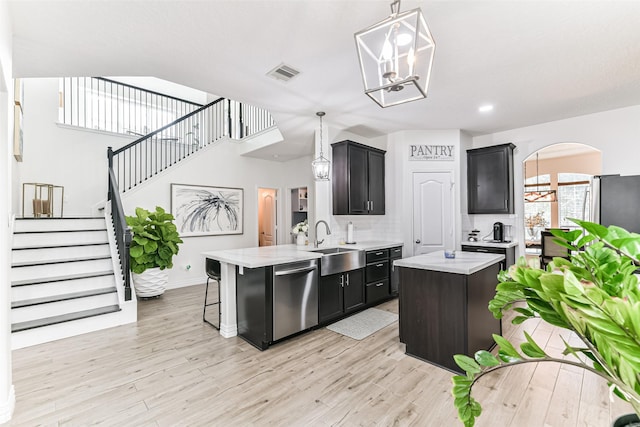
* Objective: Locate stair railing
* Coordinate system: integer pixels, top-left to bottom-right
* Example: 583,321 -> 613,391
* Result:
110,97 -> 226,193
106,158 -> 132,301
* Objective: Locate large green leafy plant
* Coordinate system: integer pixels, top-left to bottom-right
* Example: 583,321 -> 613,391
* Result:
126,206 -> 184,274
452,220 -> 640,426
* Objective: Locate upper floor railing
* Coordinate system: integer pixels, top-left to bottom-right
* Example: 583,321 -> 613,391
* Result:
59,77 -> 276,141
59,77 -> 203,136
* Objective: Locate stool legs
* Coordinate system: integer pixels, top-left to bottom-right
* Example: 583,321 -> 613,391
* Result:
203,276 -> 221,330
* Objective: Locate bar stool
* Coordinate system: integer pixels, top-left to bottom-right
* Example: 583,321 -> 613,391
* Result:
204,258 -> 221,329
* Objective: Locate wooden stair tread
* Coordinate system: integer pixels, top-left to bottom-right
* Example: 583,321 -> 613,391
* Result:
11,287 -> 117,308
12,255 -> 112,268
11,270 -> 115,287
11,305 -> 122,333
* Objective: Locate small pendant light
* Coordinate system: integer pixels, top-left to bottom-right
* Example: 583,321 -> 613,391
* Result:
312,111 -> 330,181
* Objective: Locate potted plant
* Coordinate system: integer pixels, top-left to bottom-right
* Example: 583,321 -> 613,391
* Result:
292,219 -> 308,246
126,206 -> 184,297
452,220 -> 640,426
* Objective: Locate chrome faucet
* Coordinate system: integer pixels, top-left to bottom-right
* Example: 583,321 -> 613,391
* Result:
314,220 -> 332,248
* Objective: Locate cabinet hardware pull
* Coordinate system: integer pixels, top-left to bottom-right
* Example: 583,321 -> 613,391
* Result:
340,275 -> 344,287
370,200 -> 374,211
376,282 -> 384,287
375,252 -> 383,255
346,274 -> 350,286
376,263 -> 384,267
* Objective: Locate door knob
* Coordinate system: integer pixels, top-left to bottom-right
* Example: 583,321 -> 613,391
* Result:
415,239 -> 421,244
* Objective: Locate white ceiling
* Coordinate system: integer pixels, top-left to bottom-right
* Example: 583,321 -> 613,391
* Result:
8,1 -> 640,161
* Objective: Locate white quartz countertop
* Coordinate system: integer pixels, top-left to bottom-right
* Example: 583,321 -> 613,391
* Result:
202,241 -> 403,269
461,240 -> 518,249
393,250 -> 504,275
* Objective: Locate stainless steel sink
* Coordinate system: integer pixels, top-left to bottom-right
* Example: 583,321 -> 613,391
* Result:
309,247 -> 365,276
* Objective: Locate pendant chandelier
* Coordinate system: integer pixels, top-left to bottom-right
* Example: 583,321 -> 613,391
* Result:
524,153 -> 557,203
354,0 -> 436,108
312,112 -> 330,181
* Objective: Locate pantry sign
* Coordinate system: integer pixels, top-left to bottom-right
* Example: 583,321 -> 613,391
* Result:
408,144 -> 455,161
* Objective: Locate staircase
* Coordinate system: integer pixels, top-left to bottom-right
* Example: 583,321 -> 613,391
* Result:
10,216 -> 136,349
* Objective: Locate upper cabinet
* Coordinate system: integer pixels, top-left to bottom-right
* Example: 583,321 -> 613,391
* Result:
332,140 -> 386,215
467,143 -> 515,214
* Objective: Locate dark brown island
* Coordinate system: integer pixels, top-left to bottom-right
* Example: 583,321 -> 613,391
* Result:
395,250 -> 504,372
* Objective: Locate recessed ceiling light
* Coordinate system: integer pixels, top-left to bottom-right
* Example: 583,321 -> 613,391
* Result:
478,104 -> 494,113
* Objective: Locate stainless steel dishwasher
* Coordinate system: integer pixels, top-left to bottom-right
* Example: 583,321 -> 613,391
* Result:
272,260 -> 318,341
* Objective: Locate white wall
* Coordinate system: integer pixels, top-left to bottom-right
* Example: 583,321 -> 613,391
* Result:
0,0 -> 15,421
17,76 -> 314,289
120,141 -> 313,288
387,129 -> 466,257
20,78 -> 135,216
471,105 -> 640,255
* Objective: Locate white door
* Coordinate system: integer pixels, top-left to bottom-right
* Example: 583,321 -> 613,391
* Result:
413,172 -> 454,255
259,188 -> 277,246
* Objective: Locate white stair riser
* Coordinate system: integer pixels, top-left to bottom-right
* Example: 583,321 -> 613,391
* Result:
14,218 -> 106,233
13,230 -> 109,248
12,275 -> 116,301
11,259 -> 113,282
11,293 -> 120,323
12,244 -> 111,264
11,301 -> 137,350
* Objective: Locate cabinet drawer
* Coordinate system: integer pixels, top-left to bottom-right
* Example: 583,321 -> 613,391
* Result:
366,260 -> 389,282
389,246 -> 403,259
366,249 -> 389,263
461,245 -> 505,255
366,280 -> 389,304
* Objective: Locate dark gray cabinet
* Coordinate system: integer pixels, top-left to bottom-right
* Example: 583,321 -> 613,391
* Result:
399,262 -> 502,373
389,246 -> 402,295
332,140 -> 385,215
461,244 -> 516,271
365,249 -> 390,304
467,143 -> 515,214
319,269 -> 364,324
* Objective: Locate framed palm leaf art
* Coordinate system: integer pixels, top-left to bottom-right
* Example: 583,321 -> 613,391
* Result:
171,184 -> 244,237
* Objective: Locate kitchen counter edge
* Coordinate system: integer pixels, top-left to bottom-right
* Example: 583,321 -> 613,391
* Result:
202,241 -> 403,269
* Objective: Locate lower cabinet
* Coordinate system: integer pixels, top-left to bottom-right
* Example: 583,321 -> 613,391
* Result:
319,269 -> 364,324
461,244 -> 516,270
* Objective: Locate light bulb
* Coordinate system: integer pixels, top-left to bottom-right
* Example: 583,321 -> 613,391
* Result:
407,47 -> 415,76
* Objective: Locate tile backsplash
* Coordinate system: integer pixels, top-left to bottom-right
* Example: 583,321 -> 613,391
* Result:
467,214 -> 518,242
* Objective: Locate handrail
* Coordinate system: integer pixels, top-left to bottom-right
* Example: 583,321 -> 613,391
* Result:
96,77 -> 203,107
112,98 -> 225,156
111,97 -> 227,192
107,150 -> 132,301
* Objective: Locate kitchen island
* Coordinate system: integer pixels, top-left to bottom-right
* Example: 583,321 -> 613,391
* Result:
394,250 -> 504,372
202,241 -> 402,342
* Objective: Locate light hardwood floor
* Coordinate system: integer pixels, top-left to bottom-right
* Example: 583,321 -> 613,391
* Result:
8,284 -> 634,426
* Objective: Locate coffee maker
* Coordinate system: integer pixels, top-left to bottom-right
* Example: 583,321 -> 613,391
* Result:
493,222 -> 504,242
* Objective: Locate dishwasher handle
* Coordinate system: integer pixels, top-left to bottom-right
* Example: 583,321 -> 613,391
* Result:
274,265 -> 317,276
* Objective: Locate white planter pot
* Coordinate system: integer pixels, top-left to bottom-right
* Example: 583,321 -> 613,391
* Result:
132,267 -> 169,298
296,233 -> 306,246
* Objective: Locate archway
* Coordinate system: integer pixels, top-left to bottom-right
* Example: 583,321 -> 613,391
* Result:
522,143 -> 601,264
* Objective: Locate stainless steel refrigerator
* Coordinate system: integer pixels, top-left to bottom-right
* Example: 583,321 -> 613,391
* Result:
591,175 -> 640,233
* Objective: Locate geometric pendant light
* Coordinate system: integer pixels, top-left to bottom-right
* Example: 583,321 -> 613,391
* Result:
355,0 -> 436,108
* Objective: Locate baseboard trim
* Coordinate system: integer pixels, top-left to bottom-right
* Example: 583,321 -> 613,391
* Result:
219,322 -> 238,338
0,385 -> 16,424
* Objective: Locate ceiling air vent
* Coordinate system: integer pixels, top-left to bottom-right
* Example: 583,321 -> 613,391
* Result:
267,63 -> 300,82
